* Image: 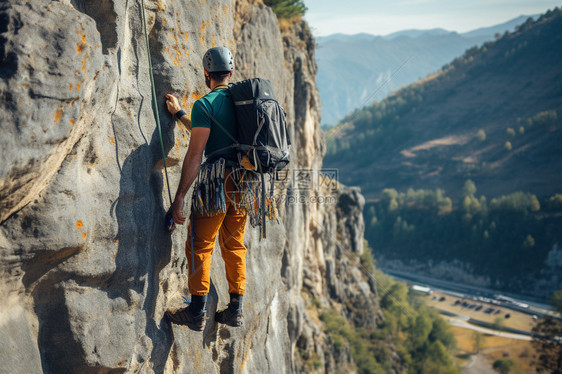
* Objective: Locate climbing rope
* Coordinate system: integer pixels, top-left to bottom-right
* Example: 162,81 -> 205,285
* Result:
140,0 -> 173,206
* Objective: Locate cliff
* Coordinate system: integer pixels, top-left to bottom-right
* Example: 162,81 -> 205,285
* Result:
0,1 -> 379,373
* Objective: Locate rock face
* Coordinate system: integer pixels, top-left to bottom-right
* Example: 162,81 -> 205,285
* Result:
0,1 -> 379,373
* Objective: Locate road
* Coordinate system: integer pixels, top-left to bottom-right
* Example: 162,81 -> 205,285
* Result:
381,267 -> 552,311
446,317 -> 532,341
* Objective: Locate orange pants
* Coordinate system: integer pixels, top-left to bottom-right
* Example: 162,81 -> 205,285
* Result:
186,169 -> 247,296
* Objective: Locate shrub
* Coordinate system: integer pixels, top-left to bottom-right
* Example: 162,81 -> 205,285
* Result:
493,358 -> 514,374
263,0 -> 307,19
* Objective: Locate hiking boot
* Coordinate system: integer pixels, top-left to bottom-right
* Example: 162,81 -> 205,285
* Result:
165,306 -> 206,331
215,293 -> 244,327
215,306 -> 243,327
165,294 -> 208,331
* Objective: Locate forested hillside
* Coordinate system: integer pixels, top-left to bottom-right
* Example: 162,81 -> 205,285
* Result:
325,8 -> 562,200
325,8 -> 562,297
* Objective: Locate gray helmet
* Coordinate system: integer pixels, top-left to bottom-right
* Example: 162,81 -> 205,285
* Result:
202,47 -> 234,73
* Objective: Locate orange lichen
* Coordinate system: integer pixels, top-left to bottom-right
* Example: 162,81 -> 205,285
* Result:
76,220 -> 83,229
69,83 -> 73,90
171,43 -> 182,57
82,233 -> 87,238
82,58 -> 87,71
69,119 -> 74,125
81,34 -> 86,43
54,108 -> 63,124
114,240 -> 119,246
192,93 -> 203,100
76,83 -> 81,90
77,43 -> 83,54
201,22 -> 205,34
224,5 -> 227,16
184,33 -> 189,42
109,137 -> 115,144
181,95 -> 188,107
162,19 -> 167,24
200,35 -> 205,43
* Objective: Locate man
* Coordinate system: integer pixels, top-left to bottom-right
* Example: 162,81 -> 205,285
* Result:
164,47 -> 246,331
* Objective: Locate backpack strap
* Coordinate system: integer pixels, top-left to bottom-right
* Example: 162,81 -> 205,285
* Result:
234,99 -> 253,106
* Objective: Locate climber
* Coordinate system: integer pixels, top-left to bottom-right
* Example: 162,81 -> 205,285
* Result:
164,47 -> 246,331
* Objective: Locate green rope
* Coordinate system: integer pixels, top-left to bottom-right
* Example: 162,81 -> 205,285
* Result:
140,0 -> 173,205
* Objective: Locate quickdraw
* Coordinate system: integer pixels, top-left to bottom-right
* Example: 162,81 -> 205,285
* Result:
191,158 -> 227,216
233,168 -> 281,229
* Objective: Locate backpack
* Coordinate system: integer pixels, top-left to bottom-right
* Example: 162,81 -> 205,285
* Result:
229,78 -> 291,173
201,78 -> 291,238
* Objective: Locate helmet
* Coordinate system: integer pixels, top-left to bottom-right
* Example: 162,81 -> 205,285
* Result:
202,47 -> 234,73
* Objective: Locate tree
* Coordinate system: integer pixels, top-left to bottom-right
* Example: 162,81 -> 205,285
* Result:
462,180 -> 477,197
531,317 -> 562,373
493,316 -> 505,331
552,291 -> 562,314
493,359 -> 514,374
263,0 -> 307,18
472,331 -> 484,353
531,290 -> 562,373
477,129 -> 486,141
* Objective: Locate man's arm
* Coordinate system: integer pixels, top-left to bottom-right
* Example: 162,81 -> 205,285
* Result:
170,126 -> 210,225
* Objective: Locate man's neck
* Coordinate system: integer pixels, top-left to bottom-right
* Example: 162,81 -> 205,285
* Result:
210,80 -> 229,90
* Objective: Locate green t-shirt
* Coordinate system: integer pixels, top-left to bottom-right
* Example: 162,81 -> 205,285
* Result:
190,87 -> 237,160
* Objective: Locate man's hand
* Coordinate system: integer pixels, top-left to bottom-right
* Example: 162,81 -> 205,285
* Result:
171,195 -> 187,225
165,94 -> 182,115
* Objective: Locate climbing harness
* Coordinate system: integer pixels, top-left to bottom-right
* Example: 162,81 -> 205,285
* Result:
140,0 -> 174,230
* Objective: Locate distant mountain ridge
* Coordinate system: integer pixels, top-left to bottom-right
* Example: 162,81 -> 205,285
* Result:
316,15 -> 537,126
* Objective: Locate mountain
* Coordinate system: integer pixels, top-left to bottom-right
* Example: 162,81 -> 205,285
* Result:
462,14 -> 531,38
316,15 -> 537,127
324,8 -> 562,297
325,10 -> 562,199
383,28 -> 450,39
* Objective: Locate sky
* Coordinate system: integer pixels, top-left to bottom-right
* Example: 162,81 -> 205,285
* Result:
304,0 -> 562,36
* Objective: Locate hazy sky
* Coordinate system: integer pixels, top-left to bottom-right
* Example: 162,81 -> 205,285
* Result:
304,0 -> 561,36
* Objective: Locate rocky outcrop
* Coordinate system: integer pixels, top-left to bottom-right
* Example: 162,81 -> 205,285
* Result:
0,1 -> 379,373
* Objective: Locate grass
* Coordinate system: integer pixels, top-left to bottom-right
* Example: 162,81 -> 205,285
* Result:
451,326 -> 536,373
